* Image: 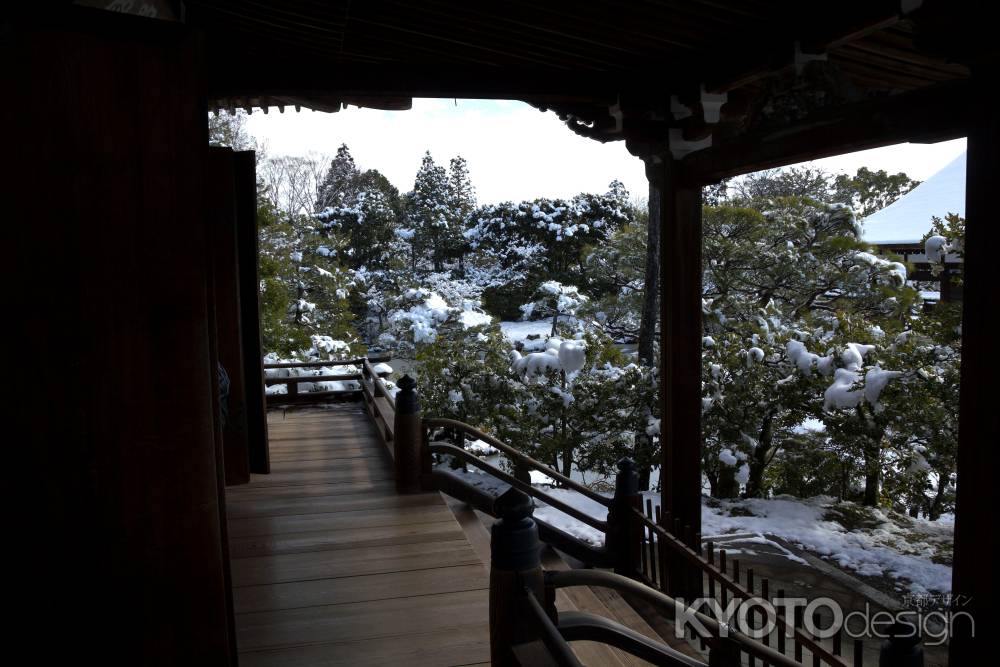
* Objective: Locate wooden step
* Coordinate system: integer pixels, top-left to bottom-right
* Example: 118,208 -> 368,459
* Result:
441,494 -> 698,666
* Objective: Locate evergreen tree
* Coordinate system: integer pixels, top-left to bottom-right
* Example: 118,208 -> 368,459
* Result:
832,167 -> 920,218
257,206 -> 359,357
314,189 -> 398,270
520,281 -> 588,336
208,110 -> 256,151
585,215 -> 647,341
447,156 -> 477,269
407,151 -> 452,271
315,144 -> 358,210
465,185 -> 633,318
700,197 -> 916,499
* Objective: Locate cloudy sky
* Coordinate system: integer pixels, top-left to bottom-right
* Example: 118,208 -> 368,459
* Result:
246,98 -> 966,205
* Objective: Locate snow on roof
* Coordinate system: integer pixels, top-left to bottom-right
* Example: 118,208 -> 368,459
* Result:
860,151 -> 965,245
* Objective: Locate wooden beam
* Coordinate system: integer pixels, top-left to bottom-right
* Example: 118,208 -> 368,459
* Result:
234,150 -> 271,475
701,2 -> 907,93
654,159 -> 703,597
683,80 -> 970,182
208,147 -> 251,486
949,67 -> 998,665
204,58 -> 622,105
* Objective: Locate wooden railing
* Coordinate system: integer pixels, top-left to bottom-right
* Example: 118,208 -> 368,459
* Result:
632,505 -> 858,667
377,376 -> 923,667
486,486 -> 802,667
263,355 -> 390,406
359,357 -> 397,458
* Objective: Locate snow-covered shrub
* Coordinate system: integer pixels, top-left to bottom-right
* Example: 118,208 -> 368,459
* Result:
418,323 -> 658,486
519,281 -> 588,337
381,286 -> 493,355
467,185 -> 633,319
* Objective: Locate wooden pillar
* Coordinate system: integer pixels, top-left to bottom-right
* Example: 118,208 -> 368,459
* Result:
393,375 -> 424,493
233,150 -> 270,474
637,160 -> 662,364
208,147 -> 251,486
950,68 -> 998,665
489,488 -> 546,666
606,457 -> 642,578
3,10 -> 234,663
651,157 -> 704,596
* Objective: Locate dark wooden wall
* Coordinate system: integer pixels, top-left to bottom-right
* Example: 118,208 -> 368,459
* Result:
234,150 -> 271,474
208,147 -> 251,485
950,68 -> 998,665
3,12 -> 234,664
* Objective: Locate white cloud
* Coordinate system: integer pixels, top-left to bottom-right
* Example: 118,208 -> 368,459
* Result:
246,98 -> 646,205
801,138 -> 967,182
246,99 -> 966,205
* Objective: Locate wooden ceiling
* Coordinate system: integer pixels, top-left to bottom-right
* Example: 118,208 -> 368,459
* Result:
182,0 -> 978,176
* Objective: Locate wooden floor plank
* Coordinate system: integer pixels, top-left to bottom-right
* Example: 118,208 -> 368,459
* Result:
227,480 -> 398,502
230,538 -> 481,586
229,518 -> 468,558
268,448 -> 383,460
227,407 -> 490,666
228,503 -> 457,538
237,589 -> 487,651
262,457 -> 395,474
240,467 -> 394,488
227,489 -> 444,520
238,630 -> 489,667
234,563 -> 487,613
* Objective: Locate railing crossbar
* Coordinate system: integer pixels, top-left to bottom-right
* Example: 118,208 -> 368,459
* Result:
265,374 -> 361,385
547,569 -> 805,667
424,417 -> 611,508
429,443 -> 608,532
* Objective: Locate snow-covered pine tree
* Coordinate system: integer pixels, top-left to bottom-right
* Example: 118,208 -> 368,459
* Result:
314,188 -> 398,270
520,281 -> 588,337
447,156 -> 477,271
315,144 -> 359,211
584,213 -> 647,342
466,185 -> 633,319
407,152 -> 453,271
700,197 -> 917,499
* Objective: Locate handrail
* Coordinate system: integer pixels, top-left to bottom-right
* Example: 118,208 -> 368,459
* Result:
631,509 -> 846,667
523,587 -> 584,667
428,443 -> 607,532
429,468 -> 611,568
361,358 -> 396,409
423,417 -> 612,508
546,570 -> 805,667
556,611 -> 707,667
264,373 -> 361,385
264,354 -> 390,369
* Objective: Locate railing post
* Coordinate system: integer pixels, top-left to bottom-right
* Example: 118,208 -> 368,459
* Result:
879,622 -> 923,667
606,457 -> 641,579
708,634 -> 741,667
393,374 -> 422,494
490,488 -> 546,666
513,459 -> 532,485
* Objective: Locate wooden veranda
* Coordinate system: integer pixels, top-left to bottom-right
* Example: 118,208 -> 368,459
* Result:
7,2 -> 997,665
227,406 -> 491,666
229,403 -> 718,667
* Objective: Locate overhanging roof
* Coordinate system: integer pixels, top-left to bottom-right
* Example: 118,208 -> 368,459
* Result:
181,1 -> 981,177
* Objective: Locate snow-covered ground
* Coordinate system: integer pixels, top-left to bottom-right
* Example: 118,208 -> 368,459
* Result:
698,495 -> 953,595
500,319 -> 556,347
436,457 -> 953,597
